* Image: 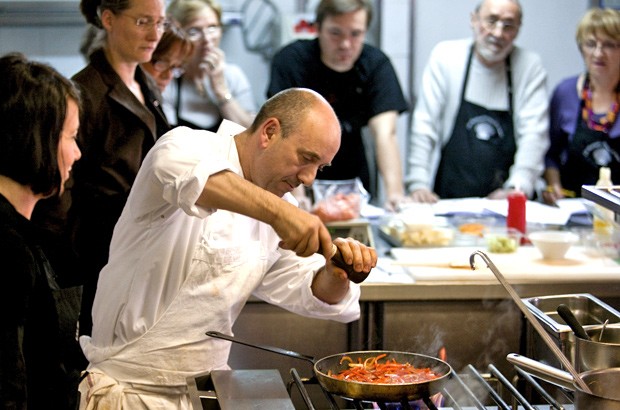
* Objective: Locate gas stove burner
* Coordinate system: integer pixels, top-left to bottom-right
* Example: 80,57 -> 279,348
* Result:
186,361 -> 577,410
285,362 -> 577,410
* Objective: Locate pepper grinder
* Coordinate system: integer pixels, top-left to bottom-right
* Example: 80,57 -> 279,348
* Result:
507,191 -> 527,240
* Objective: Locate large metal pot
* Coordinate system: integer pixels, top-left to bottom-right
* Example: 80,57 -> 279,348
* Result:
507,353 -> 620,410
576,326 -> 620,372
206,331 -> 452,403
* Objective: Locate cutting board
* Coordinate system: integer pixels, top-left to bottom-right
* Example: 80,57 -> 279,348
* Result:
389,246 -> 620,282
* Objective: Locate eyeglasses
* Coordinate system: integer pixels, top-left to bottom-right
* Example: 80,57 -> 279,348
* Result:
119,13 -> 170,32
152,60 -> 185,77
582,39 -> 620,53
479,16 -> 519,35
186,25 -> 222,41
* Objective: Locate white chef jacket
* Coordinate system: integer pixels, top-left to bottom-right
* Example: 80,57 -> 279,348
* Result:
79,122 -> 361,392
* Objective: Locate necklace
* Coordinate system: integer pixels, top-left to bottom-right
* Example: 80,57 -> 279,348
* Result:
581,75 -> 620,133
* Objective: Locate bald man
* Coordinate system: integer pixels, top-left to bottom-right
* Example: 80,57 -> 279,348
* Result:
78,88 -> 377,409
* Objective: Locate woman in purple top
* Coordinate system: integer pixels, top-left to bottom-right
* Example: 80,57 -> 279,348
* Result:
543,7 -> 620,205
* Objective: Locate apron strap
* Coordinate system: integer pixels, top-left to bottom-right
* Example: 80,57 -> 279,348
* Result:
462,44 -> 514,117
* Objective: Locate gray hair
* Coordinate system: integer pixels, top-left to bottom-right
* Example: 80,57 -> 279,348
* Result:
475,0 -> 522,23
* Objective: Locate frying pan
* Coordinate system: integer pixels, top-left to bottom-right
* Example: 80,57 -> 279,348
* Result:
206,331 -> 452,402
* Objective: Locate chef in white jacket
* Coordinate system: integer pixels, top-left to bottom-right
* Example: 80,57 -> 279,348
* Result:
78,88 -> 376,409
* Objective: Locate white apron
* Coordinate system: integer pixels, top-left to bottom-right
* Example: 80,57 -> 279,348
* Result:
79,213 -> 277,409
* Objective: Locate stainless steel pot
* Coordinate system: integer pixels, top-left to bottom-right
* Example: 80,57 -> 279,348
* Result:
508,353 -> 620,410
576,326 -> 620,372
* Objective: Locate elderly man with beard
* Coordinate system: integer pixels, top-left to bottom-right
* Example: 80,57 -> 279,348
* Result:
406,0 -> 549,201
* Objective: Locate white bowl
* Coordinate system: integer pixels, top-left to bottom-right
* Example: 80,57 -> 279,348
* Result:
528,231 -> 579,260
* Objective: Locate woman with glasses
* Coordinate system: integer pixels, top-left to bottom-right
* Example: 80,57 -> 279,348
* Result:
166,0 -> 256,129
33,0 -> 172,340
142,22 -> 194,92
543,7 -> 620,205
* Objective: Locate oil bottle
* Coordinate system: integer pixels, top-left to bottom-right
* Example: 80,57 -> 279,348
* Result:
593,167 -> 614,236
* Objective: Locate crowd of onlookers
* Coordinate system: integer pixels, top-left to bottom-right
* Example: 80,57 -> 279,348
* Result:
2,0 -> 620,408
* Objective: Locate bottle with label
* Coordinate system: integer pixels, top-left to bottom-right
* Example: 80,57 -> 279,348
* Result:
593,167 -> 614,236
506,191 -> 527,234
506,190 -> 527,245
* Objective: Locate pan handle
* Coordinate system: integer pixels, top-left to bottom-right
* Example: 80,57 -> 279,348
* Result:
206,331 -> 316,364
506,353 -> 575,391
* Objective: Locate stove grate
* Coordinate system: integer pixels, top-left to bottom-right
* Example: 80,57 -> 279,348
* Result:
286,362 -> 576,410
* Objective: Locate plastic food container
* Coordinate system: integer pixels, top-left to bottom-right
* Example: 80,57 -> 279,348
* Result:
483,227 -> 522,253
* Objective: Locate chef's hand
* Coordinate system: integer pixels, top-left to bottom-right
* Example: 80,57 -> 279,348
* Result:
313,238 -> 377,304
328,237 -> 377,282
273,204 -> 333,259
409,188 -> 439,204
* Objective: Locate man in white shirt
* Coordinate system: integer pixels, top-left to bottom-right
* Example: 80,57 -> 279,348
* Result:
406,0 -> 549,201
78,88 -> 377,409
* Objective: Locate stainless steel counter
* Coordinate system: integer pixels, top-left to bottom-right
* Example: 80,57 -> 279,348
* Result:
229,219 -> 620,409
360,280 -> 620,301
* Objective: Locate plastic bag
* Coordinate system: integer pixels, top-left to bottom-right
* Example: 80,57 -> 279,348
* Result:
311,178 -> 370,222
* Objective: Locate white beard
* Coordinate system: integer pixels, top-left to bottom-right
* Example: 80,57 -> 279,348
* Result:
476,41 -> 513,65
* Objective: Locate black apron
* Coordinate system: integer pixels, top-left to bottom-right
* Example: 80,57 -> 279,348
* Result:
434,45 -> 516,198
560,105 -> 620,195
174,76 -> 220,132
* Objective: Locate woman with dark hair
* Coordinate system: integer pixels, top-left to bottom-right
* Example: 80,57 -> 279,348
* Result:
142,21 -> 194,92
0,52 -> 82,409
48,0 -> 171,338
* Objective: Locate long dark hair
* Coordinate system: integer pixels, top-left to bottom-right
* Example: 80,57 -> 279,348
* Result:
0,52 -> 81,196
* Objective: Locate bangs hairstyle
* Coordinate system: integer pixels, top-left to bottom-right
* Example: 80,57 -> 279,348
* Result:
576,7 -> 620,44
0,53 -> 81,196
151,21 -> 194,62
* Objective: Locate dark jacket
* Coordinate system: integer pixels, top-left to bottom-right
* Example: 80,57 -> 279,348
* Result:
0,194 -> 73,409
33,48 -> 171,337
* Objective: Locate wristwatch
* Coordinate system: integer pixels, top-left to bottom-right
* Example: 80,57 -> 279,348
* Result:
218,92 -> 233,106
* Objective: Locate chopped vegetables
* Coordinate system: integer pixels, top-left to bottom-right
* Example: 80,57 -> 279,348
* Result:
327,354 -> 440,384
458,222 -> 486,237
486,234 -> 519,253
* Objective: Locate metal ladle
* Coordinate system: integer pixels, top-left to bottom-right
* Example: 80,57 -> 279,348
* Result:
470,250 -> 592,394
557,303 -> 590,340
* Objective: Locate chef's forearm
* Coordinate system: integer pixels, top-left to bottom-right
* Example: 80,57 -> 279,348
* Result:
196,170 -> 333,258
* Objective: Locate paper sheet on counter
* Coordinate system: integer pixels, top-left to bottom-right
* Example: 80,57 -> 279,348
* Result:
389,246 -> 620,282
364,258 -> 415,283
425,197 -> 590,226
